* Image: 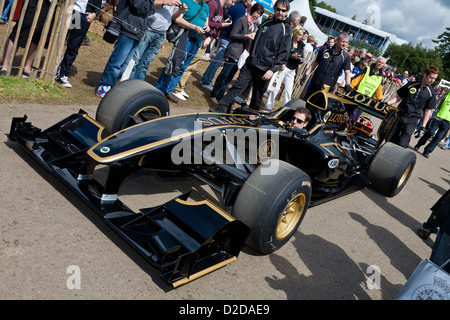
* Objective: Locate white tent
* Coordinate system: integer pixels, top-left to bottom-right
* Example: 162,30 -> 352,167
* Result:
289,0 -> 328,45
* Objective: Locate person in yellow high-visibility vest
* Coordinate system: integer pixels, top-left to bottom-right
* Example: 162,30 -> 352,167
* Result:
414,91 -> 450,158
348,56 -> 386,122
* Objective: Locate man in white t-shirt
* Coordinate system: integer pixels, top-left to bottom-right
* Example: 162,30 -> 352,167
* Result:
304,35 -> 315,53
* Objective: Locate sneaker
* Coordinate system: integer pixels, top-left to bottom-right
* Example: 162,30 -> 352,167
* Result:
0,70 -> 6,77
180,90 -> 189,98
81,37 -> 91,46
417,227 -> 431,240
58,75 -> 72,88
209,97 -> 218,104
96,85 -> 111,98
172,92 -> 187,101
422,152 -> 430,158
413,145 -> 420,151
202,83 -> 214,91
201,53 -> 211,61
22,71 -> 40,80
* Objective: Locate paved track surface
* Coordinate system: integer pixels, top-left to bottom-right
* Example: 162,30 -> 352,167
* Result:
1,102 -> 449,300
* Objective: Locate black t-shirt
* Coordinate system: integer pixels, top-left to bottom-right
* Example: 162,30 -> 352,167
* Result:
396,81 -> 436,117
310,45 -> 351,89
286,41 -> 304,70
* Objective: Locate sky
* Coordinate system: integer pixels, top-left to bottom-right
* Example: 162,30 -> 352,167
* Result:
289,0 -> 450,49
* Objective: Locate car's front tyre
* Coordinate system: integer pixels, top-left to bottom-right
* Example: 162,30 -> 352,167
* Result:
96,79 -> 170,135
232,159 -> 311,254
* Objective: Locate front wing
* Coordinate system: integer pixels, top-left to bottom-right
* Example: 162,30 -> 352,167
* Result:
8,112 -> 250,288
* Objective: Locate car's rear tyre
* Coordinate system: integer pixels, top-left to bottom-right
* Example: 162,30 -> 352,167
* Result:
231,159 -> 311,255
96,79 -> 170,135
366,142 -> 416,197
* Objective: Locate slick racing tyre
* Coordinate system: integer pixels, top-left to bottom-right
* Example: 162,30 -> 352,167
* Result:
96,79 -> 170,135
232,159 -> 311,255
366,142 -> 416,197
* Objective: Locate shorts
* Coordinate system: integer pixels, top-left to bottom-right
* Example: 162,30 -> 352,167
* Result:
9,0 -> 52,48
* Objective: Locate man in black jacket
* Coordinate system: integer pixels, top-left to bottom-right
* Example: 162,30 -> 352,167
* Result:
97,0 -> 154,98
214,0 -> 292,112
301,32 -> 352,100
385,66 -> 439,148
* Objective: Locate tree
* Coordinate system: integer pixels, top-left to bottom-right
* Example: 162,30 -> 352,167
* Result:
433,27 -> 450,80
309,0 -> 318,19
384,43 -> 444,80
309,0 -> 337,19
317,1 -> 337,13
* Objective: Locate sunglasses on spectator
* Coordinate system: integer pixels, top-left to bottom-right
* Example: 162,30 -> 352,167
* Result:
276,7 -> 287,12
292,117 -> 305,124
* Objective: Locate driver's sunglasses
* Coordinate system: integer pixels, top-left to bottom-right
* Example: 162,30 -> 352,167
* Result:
292,117 -> 305,124
275,7 -> 287,12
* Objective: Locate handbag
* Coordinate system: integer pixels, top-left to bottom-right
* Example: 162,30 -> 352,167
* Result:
166,2 -> 204,44
395,258 -> 450,300
237,49 -> 249,70
103,17 -> 122,44
267,70 -> 283,92
166,23 -> 186,44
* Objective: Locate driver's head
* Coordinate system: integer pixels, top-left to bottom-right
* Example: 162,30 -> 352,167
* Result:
291,107 -> 311,130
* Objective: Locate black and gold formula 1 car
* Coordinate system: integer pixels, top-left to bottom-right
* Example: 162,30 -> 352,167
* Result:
8,80 -> 415,287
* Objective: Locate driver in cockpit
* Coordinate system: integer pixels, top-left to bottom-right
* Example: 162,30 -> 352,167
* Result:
290,107 -> 312,130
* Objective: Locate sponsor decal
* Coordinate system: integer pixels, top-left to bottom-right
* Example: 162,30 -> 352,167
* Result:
328,159 -> 339,169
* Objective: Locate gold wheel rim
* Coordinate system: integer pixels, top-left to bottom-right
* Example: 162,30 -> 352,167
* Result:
134,106 -> 162,120
398,163 -> 412,188
276,193 -> 306,240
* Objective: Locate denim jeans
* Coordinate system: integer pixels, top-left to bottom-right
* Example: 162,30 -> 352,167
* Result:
155,39 -> 200,94
200,38 -> 230,86
430,230 -> 450,272
129,29 -> 165,80
210,58 -> 238,100
99,34 -> 139,87
59,12 -> 91,77
416,118 -> 450,154
445,134 -> 450,148
1,0 -> 12,22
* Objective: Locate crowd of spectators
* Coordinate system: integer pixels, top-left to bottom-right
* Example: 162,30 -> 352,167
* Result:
1,0 -> 447,133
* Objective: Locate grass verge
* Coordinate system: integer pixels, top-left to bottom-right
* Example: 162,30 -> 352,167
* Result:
0,76 -> 72,104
